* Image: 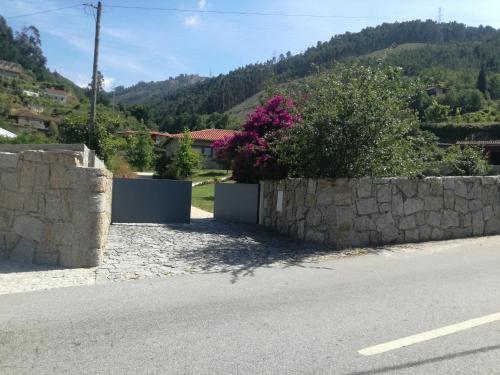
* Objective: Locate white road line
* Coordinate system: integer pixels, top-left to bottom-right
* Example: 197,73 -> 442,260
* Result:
358,312 -> 500,356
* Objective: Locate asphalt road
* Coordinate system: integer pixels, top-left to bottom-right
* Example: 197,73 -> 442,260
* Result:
1,237 -> 500,374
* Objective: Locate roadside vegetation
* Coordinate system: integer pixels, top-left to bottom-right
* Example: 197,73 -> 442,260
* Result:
215,65 -> 490,183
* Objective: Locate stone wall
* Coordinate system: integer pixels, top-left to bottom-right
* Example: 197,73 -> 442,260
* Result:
260,177 -> 500,248
0,146 -> 112,268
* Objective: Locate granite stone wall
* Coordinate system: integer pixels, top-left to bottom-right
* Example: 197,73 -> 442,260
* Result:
0,147 -> 112,268
260,177 -> 500,248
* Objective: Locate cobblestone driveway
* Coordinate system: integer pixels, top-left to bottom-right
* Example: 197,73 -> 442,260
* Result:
1,219 -> 330,294
96,219 -> 329,283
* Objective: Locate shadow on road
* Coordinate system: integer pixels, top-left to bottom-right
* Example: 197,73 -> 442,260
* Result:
166,219 -> 397,283
347,344 -> 500,375
0,260 -> 62,275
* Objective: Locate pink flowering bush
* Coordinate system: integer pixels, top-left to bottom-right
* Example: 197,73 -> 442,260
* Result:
213,95 -> 300,183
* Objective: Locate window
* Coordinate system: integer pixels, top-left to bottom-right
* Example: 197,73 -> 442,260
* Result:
203,147 -> 213,156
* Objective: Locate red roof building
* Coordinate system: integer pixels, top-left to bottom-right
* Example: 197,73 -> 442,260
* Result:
160,129 -> 237,169
168,129 -> 236,142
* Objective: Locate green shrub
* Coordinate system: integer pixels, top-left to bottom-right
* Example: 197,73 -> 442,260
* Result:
153,130 -> 200,179
441,145 -> 491,176
277,65 -> 426,178
171,130 -> 200,179
108,155 -> 137,178
125,131 -> 153,171
424,100 -> 450,123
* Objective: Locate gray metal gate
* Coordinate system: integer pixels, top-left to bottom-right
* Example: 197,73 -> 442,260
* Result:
112,178 -> 191,223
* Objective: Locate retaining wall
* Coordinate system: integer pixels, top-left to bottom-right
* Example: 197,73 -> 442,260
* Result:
0,146 -> 112,268
260,177 -> 500,248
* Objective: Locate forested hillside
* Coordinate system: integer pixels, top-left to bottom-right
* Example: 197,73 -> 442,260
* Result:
118,20 -> 500,131
0,17 -> 84,96
113,74 -> 205,106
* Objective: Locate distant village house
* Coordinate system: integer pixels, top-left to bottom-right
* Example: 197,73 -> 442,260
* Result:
0,127 -> 16,139
9,109 -> 58,131
23,90 -> 39,98
44,88 -> 68,103
160,129 -> 236,169
0,60 -> 22,79
116,128 -> 237,169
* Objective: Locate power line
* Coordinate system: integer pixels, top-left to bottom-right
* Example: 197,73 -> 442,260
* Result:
105,4 -> 399,20
5,4 -> 84,19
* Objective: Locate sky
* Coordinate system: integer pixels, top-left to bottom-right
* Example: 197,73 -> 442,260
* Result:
2,0 -> 500,90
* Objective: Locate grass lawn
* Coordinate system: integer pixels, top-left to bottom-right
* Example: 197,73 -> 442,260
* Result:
191,180 -> 235,213
188,169 -> 230,183
191,183 -> 215,212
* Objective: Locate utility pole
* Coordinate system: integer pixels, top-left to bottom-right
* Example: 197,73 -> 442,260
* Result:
89,1 -> 102,149
437,7 -> 442,23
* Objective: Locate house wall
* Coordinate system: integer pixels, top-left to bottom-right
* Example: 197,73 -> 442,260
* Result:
46,94 -> 67,103
260,177 -> 500,249
16,117 -> 46,130
0,147 -> 112,268
0,70 -> 19,79
163,139 -> 221,169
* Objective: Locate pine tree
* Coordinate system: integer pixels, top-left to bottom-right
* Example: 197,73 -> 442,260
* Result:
477,64 -> 489,95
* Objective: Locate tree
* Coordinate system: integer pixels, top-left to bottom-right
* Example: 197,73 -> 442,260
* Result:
277,65 -> 425,178
213,96 -> 300,183
58,113 -> 121,163
125,132 -> 153,171
489,73 -> 500,99
171,130 -> 200,179
424,100 -> 450,123
476,64 -> 489,95
442,145 -> 490,176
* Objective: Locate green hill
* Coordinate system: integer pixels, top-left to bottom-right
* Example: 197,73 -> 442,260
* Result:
109,20 -> 500,132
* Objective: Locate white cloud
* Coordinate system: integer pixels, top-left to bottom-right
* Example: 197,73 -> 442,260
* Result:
75,74 -> 90,88
184,15 -> 200,27
198,0 -> 207,10
103,77 -> 116,91
184,16 -> 200,27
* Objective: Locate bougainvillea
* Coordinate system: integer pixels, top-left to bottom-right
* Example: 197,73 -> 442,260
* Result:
213,95 -> 300,183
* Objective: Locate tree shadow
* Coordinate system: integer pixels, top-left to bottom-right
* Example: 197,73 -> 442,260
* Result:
162,219 -> 398,283
347,344 -> 500,374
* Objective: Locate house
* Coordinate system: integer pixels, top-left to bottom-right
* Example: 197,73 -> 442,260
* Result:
45,88 -> 68,103
9,110 -> 58,131
23,90 -> 39,98
0,127 -> 16,139
0,60 -> 22,79
160,129 -> 237,169
28,104 -> 45,114
115,130 -> 171,146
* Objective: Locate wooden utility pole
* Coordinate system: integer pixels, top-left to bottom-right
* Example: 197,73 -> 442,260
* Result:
89,1 -> 102,148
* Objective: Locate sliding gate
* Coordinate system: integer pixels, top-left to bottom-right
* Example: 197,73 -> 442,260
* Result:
112,178 -> 191,223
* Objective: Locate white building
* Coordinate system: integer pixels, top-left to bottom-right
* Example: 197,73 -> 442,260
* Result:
0,127 -> 16,139
23,90 -> 39,97
44,88 -> 68,103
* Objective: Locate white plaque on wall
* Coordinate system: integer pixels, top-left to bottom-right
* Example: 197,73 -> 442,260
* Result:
276,190 -> 283,212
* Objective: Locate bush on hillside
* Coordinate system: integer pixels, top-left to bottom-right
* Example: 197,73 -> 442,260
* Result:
441,145 -> 491,176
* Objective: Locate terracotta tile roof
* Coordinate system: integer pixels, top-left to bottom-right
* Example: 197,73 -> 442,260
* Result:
45,88 -> 68,96
169,129 -> 236,142
9,109 -> 58,123
116,130 -> 171,137
0,60 -> 22,74
457,140 -> 500,145
150,131 -> 171,137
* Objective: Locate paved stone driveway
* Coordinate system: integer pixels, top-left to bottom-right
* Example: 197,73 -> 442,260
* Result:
96,219 -> 330,283
0,219 -> 331,294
